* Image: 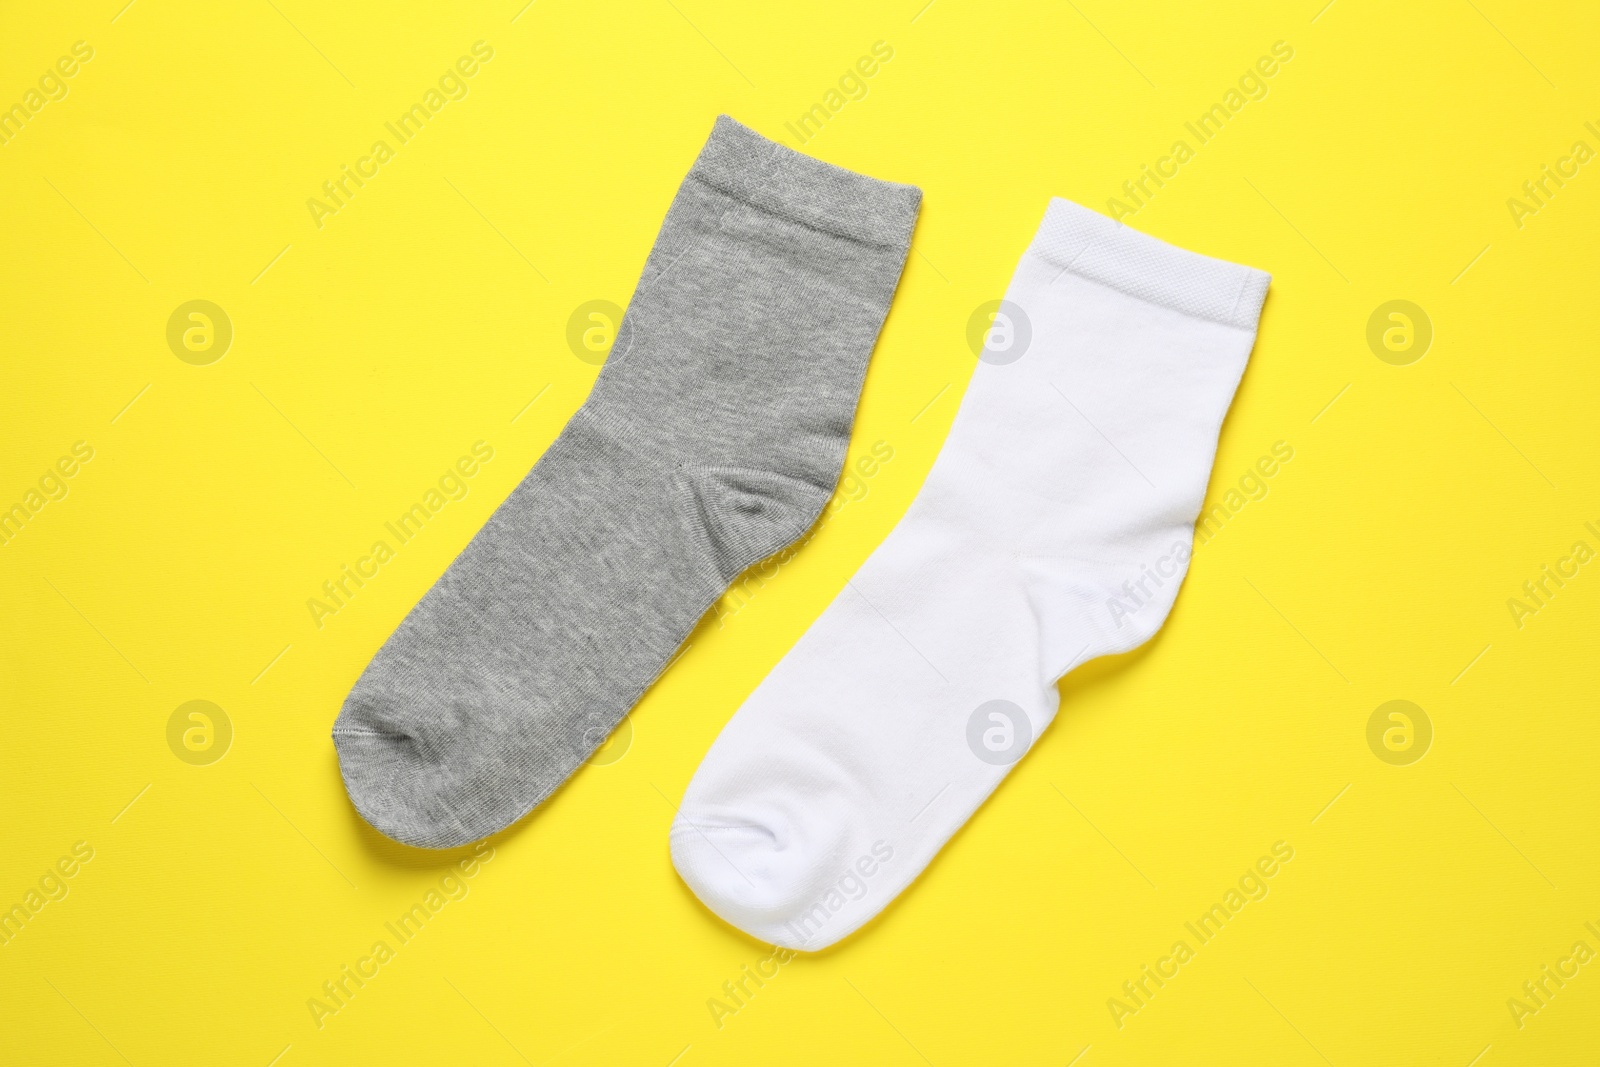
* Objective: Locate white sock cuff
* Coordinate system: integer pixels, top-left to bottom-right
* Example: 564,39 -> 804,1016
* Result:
1027,197 -> 1270,331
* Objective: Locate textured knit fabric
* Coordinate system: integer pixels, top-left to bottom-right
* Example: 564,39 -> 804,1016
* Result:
671,197 -> 1269,949
334,115 -> 921,848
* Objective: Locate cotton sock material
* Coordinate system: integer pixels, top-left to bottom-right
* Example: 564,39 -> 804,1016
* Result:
334,116 -> 921,848
671,197 -> 1269,949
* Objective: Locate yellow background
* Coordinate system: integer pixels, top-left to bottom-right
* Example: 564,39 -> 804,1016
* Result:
3,0 -> 1598,1062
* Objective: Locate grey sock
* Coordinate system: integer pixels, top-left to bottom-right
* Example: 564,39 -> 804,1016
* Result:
333,115 -> 921,848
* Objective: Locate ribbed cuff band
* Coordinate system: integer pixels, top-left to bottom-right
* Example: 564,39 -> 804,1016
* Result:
690,115 -> 922,251
1027,198 -> 1270,330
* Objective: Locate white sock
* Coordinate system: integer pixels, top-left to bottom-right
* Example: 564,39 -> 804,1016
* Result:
670,198 -> 1270,950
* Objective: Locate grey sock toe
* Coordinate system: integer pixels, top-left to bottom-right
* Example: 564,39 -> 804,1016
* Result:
334,115 -> 921,848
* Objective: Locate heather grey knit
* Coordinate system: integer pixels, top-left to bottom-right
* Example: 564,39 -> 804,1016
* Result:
333,116 -> 921,848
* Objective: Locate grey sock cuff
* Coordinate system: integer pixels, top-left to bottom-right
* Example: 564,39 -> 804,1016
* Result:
690,115 -> 922,251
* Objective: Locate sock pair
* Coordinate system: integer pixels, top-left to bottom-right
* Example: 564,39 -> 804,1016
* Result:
332,117 -> 1271,953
